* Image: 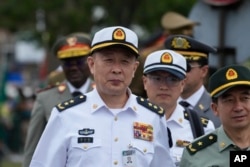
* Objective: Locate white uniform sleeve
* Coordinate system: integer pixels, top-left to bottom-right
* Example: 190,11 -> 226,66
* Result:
29,107 -> 68,167
150,117 -> 175,167
204,120 -> 215,134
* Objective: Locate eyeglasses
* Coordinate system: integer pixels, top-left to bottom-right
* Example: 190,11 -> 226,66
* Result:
146,75 -> 181,87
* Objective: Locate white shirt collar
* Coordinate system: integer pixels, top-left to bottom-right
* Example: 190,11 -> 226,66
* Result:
87,88 -> 137,114
66,77 -> 91,94
166,104 -> 185,127
179,86 -> 205,108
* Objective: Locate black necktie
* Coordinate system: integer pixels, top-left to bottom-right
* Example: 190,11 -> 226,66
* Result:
72,91 -> 83,97
179,101 -> 190,108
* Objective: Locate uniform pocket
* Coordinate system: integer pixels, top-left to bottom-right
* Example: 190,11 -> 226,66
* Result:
71,137 -> 102,151
67,137 -> 102,163
129,140 -> 154,166
130,140 -> 154,155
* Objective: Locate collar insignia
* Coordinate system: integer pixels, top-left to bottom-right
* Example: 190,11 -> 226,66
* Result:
58,84 -> 66,93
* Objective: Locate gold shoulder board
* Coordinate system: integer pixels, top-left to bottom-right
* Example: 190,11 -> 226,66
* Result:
136,97 -> 165,117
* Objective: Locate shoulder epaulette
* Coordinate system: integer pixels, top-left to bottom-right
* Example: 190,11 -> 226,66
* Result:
184,110 -> 189,120
200,117 -> 209,127
56,95 -> 86,112
136,97 -> 165,117
36,84 -> 59,93
184,111 -> 209,128
186,133 -> 217,155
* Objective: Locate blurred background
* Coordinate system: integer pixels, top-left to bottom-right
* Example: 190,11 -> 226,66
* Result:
0,0 -> 249,166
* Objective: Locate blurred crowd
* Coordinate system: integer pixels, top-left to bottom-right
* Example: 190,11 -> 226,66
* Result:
0,84 -> 35,158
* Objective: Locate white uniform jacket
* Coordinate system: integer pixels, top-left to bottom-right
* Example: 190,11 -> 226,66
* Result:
29,88 -> 174,167
165,104 -> 215,165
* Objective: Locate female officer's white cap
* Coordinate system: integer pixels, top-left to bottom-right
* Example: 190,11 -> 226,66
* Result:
91,26 -> 139,57
143,49 -> 187,80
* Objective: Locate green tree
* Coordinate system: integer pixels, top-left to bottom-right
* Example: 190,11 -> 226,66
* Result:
0,0 -> 196,45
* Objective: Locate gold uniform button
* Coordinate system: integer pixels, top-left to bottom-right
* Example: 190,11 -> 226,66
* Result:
113,161 -> 118,165
83,145 -> 88,149
143,148 -> 147,153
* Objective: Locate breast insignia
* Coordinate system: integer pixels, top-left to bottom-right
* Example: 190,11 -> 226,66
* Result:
56,95 -> 86,112
136,97 -> 165,117
176,139 -> 191,147
186,133 -> 217,155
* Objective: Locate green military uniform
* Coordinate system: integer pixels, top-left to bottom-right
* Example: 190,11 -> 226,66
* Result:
180,65 -> 250,167
180,126 -> 250,167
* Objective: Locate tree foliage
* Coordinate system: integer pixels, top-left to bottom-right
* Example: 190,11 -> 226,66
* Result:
0,0 -> 196,47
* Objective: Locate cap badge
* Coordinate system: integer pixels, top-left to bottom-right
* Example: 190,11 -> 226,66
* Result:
161,52 -> 173,64
171,37 -> 191,49
226,68 -> 238,80
67,37 -> 77,46
113,28 -> 125,41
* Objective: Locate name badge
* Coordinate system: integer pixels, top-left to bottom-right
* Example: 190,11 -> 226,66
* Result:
122,150 -> 137,167
78,137 -> 93,143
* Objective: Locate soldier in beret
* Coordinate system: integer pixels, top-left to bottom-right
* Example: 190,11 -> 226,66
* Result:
23,32 -> 94,167
165,35 -> 221,128
180,64 -> 250,167
29,26 -> 174,167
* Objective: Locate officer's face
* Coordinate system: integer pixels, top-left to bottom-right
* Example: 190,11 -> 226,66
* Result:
211,86 -> 250,130
61,56 -> 90,89
182,62 -> 208,98
143,70 -> 185,113
87,46 -> 139,97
